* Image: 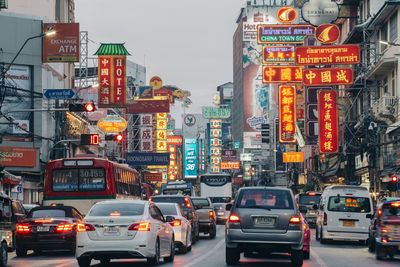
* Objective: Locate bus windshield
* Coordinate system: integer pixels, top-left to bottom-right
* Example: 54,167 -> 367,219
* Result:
52,168 -> 106,192
163,188 -> 192,196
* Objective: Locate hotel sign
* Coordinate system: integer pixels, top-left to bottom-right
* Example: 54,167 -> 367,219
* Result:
262,46 -> 295,64
295,45 -> 360,65
263,66 -> 303,83
257,25 -> 315,44
318,90 -> 338,154
303,68 -> 353,86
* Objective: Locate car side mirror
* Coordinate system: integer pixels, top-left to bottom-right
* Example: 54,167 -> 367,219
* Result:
299,205 -> 308,213
226,203 -> 233,211
312,204 -> 319,210
165,216 -> 175,222
366,214 -> 373,219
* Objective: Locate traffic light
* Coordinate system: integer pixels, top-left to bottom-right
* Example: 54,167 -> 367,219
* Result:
105,134 -> 124,142
261,123 -> 270,143
388,175 -> 399,192
69,103 -> 96,112
80,134 -> 100,145
116,134 -> 123,142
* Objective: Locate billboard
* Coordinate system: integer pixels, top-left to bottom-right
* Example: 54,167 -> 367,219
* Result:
262,46 -> 295,64
98,55 -> 126,107
184,139 -> 197,178
126,152 -> 170,166
0,147 -> 37,167
295,45 -> 360,65
43,23 -> 79,62
318,90 -> 339,153
262,66 -> 303,83
303,68 -> 353,86
257,24 -> 315,44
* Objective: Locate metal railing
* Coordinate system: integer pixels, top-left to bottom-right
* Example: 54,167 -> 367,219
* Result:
372,96 -> 398,119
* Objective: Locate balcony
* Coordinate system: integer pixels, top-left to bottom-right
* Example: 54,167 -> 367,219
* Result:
372,96 -> 398,122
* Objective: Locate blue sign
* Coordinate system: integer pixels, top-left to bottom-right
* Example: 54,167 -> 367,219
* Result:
44,89 -> 76,99
138,86 -> 153,98
16,185 -> 22,193
185,139 -> 197,178
126,152 -> 170,166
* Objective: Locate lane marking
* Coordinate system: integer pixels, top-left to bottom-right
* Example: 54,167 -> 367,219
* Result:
185,238 -> 225,267
310,249 -> 328,267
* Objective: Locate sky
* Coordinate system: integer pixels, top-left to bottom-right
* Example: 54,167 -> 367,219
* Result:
75,0 -> 245,127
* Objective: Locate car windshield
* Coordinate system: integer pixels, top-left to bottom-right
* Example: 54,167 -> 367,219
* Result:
89,203 -> 144,216
328,196 -> 371,213
381,203 -> 400,217
298,195 -> 320,205
30,209 -> 66,218
157,204 -> 178,216
237,189 -> 294,210
192,198 -> 211,208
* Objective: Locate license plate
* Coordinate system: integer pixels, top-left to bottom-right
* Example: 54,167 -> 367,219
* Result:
254,216 -> 275,226
36,226 -> 50,232
103,227 -> 120,236
342,221 -> 355,227
218,212 -> 224,215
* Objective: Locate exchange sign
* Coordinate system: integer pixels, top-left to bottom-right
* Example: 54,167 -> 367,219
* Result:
295,45 -> 360,65
318,90 -> 338,153
262,66 -> 303,83
262,46 -> 295,64
279,85 -> 296,143
257,25 -> 315,44
43,23 -> 79,62
303,68 -> 353,86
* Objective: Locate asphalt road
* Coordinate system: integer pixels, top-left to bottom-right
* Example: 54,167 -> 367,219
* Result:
8,225 -> 400,267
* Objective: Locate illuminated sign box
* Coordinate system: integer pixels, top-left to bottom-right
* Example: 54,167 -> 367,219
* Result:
202,107 -> 231,119
303,68 -> 353,86
316,24 -> 340,44
279,85 -> 296,143
257,24 -> 315,44
167,135 -> 183,146
262,46 -> 295,64
263,66 -> 303,83
220,161 -> 240,169
318,90 -> 338,154
295,45 -> 360,65
283,152 -> 304,163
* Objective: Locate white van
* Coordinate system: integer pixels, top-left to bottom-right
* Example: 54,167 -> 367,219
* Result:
315,185 -> 373,244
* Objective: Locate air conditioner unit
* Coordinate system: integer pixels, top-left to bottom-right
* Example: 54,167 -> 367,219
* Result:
0,0 -> 8,9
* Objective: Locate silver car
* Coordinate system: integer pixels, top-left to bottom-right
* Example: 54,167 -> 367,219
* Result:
225,187 -> 304,266
213,203 -> 229,223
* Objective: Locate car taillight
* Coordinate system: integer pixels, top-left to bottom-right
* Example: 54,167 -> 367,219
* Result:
56,223 -> 74,232
289,217 -> 301,224
148,198 -> 152,201
377,208 -> 382,216
209,211 -> 214,217
77,223 -> 95,232
229,215 -> 240,222
16,224 -> 30,234
323,212 -> 327,225
128,222 -> 151,231
34,219 -> 53,223
303,223 -> 308,231
170,219 -> 181,227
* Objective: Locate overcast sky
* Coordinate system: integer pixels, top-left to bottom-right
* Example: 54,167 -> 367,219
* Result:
75,0 -> 245,127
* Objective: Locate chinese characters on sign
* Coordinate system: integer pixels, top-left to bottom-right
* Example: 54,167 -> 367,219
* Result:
257,25 -> 315,44
279,85 -> 296,143
303,68 -> 353,86
295,45 -> 360,65
98,55 -> 127,107
262,46 -> 295,64
318,90 -> 338,154
168,146 -> 177,180
156,113 -> 168,152
210,119 -> 222,173
262,66 -> 303,83
283,152 -> 304,162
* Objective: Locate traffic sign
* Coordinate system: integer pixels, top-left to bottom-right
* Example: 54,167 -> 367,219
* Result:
44,89 -> 75,99
17,185 -> 22,193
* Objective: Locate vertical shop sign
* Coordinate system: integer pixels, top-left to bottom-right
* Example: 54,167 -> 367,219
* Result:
156,113 -> 168,152
318,90 -> 338,153
168,146 -> 177,180
279,85 -> 296,143
210,119 -> 222,173
184,139 -> 197,178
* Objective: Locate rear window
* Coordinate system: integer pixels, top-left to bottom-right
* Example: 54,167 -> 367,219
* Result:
237,189 -> 294,210
89,203 -> 144,216
213,203 -> 226,210
192,198 -> 211,208
30,209 -> 66,218
152,197 -> 187,209
298,195 -> 320,205
328,196 -> 371,213
157,204 -> 178,216
381,203 -> 400,217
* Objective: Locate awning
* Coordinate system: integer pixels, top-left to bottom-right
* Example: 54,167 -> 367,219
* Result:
386,120 -> 400,134
1,170 -> 21,185
1,178 -> 20,185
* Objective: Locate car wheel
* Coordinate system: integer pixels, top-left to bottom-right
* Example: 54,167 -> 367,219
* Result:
100,258 -> 110,265
164,236 -> 175,263
77,257 -> 91,267
191,228 -> 197,244
291,250 -> 303,267
147,239 -> 160,266
0,243 -> 8,267
16,246 -> 27,257
226,246 -> 240,265
368,237 -> 376,252
375,242 -> 386,260
210,225 -> 216,239
179,231 -> 189,254
303,250 -> 310,260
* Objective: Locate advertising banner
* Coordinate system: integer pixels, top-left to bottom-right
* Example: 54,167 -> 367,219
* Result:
222,150 -> 237,161
262,66 -> 303,83
262,46 -> 295,64
0,147 -> 37,167
126,99 -> 170,113
168,146 -> 177,181
220,161 -> 240,170
283,152 -> 304,162
139,86 -> 154,99
126,152 -> 170,166
184,139 -> 197,178
43,23 -> 79,62
97,116 -> 127,133
318,90 -> 339,153
156,113 -> 168,152
167,135 -> 183,146
315,24 -> 340,44
257,25 -> 315,44
295,45 -> 360,65
279,85 -> 296,143
303,68 -> 353,86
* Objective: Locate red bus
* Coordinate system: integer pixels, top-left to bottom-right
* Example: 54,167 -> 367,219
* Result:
43,157 -> 141,214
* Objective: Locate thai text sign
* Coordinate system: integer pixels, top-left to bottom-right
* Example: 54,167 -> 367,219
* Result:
279,86 -> 296,143
126,152 -> 170,166
318,90 -> 338,153
202,107 -> 231,119
97,116 -> 127,133
220,161 -> 240,170
257,25 -> 315,44
303,68 -> 353,86
98,55 -> 126,107
295,45 -> 360,65
283,152 -> 304,162
126,99 -> 170,113
263,66 -> 303,83
0,147 -> 37,167
43,23 -> 79,62
145,173 -> 163,182
262,46 -> 295,64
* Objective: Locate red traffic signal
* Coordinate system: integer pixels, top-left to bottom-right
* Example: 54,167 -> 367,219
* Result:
116,134 -> 123,142
392,175 -> 398,183
84,103 -> 95,112
69,103 -> 96,112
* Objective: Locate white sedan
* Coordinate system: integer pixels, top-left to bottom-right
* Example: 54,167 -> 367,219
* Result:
76,200 -> 175,266
156,202 -> 192,253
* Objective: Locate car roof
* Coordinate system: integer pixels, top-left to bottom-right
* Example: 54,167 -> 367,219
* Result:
155,202 -> 179,207
152,195 -> 189,198
239,186 -> 292,192
94,200 -> 148,205
31,205 -> 75,211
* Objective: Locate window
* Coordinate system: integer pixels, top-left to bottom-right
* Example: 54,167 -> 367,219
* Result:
89,203 -> 144,216
327,196 -> 371,213
52,168 -> 106,192
150,205 -> 164,221
30,209 -> 66,218
381,23 -> 388,52
390,13 -> 398,42
192,198 -> 211,208
157,204 -> 178,216
237,189 -> 294,210
392,69 -> 396,96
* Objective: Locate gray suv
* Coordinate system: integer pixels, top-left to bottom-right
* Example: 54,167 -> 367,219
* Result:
225,187 -> 304,266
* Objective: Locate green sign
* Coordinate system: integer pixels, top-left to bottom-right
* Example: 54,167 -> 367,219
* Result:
233,142 -> 241,149
202,107 -> 231,119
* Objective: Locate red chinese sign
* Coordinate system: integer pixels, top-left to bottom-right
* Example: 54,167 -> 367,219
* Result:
315,24 -> 340,44
279,85 -> 296,143
303,68 -> 353,86
98,55 -> 126,107
262,46 -> 295,64
168,145 -> 177,180
295,45 -> 360,65
262,66 -> 303,83
318,90 -> 338,154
